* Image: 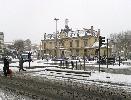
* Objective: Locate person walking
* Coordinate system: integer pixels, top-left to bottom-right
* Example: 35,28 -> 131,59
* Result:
19,57 -> 26,72
65,60 -> 69,68
3,57 -> 10,76
71,61 -> 74,69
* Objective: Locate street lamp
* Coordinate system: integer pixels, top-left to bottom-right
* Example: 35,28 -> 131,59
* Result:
54,18 -> 59,58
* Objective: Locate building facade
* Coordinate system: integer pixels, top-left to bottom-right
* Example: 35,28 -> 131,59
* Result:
41,26 -> 112,58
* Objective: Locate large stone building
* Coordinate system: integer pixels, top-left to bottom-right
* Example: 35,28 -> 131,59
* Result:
41,26 -> 112,58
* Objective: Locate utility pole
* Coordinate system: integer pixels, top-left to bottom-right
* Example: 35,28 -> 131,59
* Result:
98,42 -> 101,72
40,42 -> 41,59
28,52 -> 31,68
99,36 -> 105,72
54,18 -> 59,58
84,56 -> 85,71
107,39 -> 108,68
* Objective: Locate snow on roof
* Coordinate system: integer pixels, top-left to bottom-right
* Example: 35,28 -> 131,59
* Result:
92,42 -> 111,48
46,34 -> 55,40
84,46 -> 92,49
68,30 -> 96,38
101,45 -> 111,48
59,47 -> 65,50
43,28 -> 98,40
92,42 -> 99,48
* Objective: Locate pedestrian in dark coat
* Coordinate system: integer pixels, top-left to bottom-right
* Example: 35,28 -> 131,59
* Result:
19,57 -> 26,72
3,57 -> 10,76
71,61 -> 74,69
65,60 -> 69,68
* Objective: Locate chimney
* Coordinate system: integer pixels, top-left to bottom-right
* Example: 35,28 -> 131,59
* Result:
97,29 -> 100,37
91,26 -> 93,36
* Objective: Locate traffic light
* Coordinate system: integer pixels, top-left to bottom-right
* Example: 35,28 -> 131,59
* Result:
99,36 -> 105,47
28,52 -> 32,61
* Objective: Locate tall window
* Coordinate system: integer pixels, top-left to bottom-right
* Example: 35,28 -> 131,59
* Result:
104,50 -> 106,56
49,42 -> 52,47
44,43 -> 46,49
95,38 -> 97,42
84,49 -> 87,55
76,49 -> 79,56
70,49 -> 72,53
76,40 -> 79,47
84,39 -> 88,47
84,41 -> 87,47
70,41 -> 72,47
44,50 -> 46,53
61,41 -> 64,47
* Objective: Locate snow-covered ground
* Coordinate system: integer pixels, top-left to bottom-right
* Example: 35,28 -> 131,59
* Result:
95,64 -> 131,69
0,59 -> 131,90
0,88 -> 31,100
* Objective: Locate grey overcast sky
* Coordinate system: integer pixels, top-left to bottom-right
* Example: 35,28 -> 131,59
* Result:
0,0 -> 131,44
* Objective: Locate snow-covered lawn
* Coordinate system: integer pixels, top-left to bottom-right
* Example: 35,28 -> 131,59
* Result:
95,64 -> 131,69
0,59 -> 131,89
20,67 -> 131,87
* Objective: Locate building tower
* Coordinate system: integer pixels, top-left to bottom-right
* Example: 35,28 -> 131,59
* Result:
64,19 -> 71,33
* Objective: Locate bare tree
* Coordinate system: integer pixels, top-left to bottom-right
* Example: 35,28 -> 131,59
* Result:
109,31 -> 131,58
32,44 -> 38,51
24,39 -> 31,51
14,40 -> 24,57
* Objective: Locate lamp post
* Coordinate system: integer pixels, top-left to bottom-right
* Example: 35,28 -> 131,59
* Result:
54,18 -> 59,58
107,39 -> 109,68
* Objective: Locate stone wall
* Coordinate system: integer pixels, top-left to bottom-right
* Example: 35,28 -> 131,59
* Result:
0,73 -> 131,100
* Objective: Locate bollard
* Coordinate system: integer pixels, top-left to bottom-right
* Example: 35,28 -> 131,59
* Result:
119,56 -> 121,66
65,60 -> 68,69
113,57 -> 115,66
84,57 -> 85,71
60,61 -> 62,68
76,61 -> 77,70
